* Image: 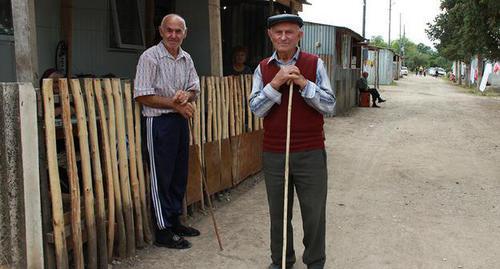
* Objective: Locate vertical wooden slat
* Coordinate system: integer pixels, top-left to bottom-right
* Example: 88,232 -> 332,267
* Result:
212,77 -> 218,142
70,79 -> 98,269
222,77 -> 228,139
103,79 -> 127,258
60,79 -> 84,269
42,79 -> 69,269
134,102 -> 153,244
229,76 -> 235,137
123,81 -> 145,248
93,79 -> 116,260
111,79 -> 136,257
245,75 -> 252,132
207,77 -> 213,143
216,77 -> 222,143
83,79 -> 108,268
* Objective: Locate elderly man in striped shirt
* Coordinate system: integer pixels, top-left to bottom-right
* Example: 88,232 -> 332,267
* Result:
249,14 -> 336,269
134,14 -> 200,249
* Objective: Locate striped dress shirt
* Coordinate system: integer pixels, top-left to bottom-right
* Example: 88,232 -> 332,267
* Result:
134,42 -> 200,117
249,48 -> 336,118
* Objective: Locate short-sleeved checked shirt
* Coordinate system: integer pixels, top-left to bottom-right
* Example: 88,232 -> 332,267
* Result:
134,42 -> 200,117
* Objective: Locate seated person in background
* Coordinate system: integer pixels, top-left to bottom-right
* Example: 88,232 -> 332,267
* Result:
225,46 -> 253,75
40,68 -> 65,116
357,71 -> 386,108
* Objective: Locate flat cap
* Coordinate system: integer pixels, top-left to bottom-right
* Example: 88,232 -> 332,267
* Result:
267,14 -> 303,28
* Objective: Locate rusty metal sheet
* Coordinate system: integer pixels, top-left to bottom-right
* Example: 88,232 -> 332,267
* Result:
203,141 -> 222,194
186,145 -> 202,205
220,138 -> 232,190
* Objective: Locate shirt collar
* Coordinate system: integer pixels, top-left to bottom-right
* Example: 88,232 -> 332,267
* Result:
267,47 -> 301,65
157,41 -> 186,60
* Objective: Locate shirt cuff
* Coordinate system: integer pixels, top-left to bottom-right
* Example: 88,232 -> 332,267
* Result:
300,81 -> 316,99
134,88 -> 156,99
263,83 -> 282,104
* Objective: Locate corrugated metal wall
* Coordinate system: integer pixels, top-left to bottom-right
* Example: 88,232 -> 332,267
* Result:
378,48 -> 394,85
301,22 -> 336,84
363,49 -> 378,86
301,22 -> 337,115
301,22 -> 361,116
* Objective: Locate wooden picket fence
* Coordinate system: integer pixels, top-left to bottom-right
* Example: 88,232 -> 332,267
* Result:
40,75 -> 263,268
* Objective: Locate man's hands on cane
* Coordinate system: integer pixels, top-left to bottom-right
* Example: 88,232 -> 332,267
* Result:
270,66 -> 308,90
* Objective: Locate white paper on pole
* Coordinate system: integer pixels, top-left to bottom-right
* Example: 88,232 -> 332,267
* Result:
479,63 -> 493,92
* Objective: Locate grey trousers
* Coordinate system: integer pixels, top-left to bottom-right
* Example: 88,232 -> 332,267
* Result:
263,149 -> 328,269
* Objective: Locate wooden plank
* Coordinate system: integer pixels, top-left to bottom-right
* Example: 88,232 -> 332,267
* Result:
207,77 -> 213,142
134,102 -> 153,244
186,145 -> 203,204
70,79 -> 98,269
93,79 -> 116,260
228,76 -> 235,137
215,76 -> 222,143
102,79 -> 126,258
60,79 -> 84,269
123,81 -> 145,248
203,142 -> 222,194
42,79 -> 69,269
11,0 -> 38,83
82,79 -> 108,268
111,79 -> 136,257
245,75 -> 252,132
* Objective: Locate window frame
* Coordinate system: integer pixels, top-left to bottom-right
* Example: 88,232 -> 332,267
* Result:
109,0 -> 145,50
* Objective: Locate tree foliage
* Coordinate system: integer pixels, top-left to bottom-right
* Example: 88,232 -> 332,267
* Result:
369,35 -> 388,48
426,0 -> 500,62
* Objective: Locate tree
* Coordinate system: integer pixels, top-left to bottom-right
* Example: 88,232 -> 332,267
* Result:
426,0 -> 500,62
369,35 -> 388,48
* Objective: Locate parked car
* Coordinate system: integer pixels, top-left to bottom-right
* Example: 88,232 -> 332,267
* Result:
400,66 -> 408,76
436,67 -> 446,76
428,67 -> 446,77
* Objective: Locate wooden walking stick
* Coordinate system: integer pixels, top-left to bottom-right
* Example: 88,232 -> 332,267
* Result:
188,119 -> 224,251
282,81 -> 294,269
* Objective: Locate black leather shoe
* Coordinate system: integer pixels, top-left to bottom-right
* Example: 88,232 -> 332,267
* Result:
155,229 -> 192,249
173,224 -> 200,237
378,98 -> 386,103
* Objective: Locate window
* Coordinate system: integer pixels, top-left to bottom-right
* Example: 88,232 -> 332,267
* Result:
110,0 -> 144,49
0,0 -> 13,35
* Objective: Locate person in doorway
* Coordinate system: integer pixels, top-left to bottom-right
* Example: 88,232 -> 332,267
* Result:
249,14 -> 335,269
40,68 -> 65,116
225,45 -> 253,75
134,14 -> 200,249
356,71 -> 386,107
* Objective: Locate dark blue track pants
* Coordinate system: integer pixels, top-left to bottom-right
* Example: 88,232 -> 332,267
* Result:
145,113 -> 189,230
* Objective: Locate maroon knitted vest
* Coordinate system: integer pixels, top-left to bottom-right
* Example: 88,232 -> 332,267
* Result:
260,51 -> 325,153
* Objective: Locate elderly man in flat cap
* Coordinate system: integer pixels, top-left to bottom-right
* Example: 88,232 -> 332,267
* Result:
249,14 -> 336,269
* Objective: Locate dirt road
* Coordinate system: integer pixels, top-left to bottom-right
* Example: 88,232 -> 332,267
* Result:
117,75 -> 500,268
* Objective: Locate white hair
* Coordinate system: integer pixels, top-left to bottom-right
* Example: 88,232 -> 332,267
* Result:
161,14 -> 187,31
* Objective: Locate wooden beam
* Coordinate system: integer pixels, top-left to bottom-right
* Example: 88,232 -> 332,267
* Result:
208,0 -> 223,76
11,0 -> 39,84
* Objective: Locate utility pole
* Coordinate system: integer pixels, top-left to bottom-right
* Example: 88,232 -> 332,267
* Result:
399,13 -> 402,53
388,0 -> 392,48
362,0 -> 367,37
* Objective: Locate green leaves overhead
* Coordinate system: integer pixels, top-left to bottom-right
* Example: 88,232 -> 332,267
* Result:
426,0 -> 500,62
